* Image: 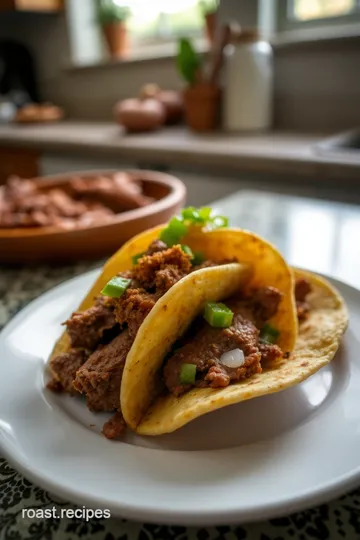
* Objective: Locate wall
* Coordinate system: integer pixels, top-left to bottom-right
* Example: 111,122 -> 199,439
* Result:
0,8 -> 360,131
274,39 -> 360,132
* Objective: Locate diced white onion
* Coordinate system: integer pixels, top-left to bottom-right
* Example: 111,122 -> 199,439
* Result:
220,348 -> 245,369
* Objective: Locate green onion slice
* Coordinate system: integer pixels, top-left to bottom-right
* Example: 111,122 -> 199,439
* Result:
198,207 -> 212,222
160,216 -> 188,246
180,244 -> 194,258
203,302 -> 234,328
181,207 -> 201,222
179,363 -> 197,385
159,207 -> 229,246
101,276 -> 131,298
132,251 -> 145,265
260,323 -> 280,344
211,215 -> 229,229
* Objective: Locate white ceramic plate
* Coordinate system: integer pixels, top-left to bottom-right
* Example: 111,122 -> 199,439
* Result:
0,270 -> 359,526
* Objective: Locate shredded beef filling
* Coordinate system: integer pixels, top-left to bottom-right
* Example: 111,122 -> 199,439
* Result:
164,287 -> 283,397
102,411 -> 127,439
47,349 -> 88,394
73,330 -> 133,412
132,244 -> 192,292
295,278 -> 312,321
144,239 -> 167,256
64,296 -> 117,350
48,240 -> 210,438
112,288 -> 160,338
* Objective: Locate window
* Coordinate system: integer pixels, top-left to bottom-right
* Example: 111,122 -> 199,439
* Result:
68,0 -> 213,66
292,0 -> 356,20
278,0 -> 360,31
114,0 -> 204,46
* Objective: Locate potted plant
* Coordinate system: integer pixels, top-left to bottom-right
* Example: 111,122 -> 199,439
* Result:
177,37 -> 220,132
199,0 -> 219,44
96,0 -> 131,58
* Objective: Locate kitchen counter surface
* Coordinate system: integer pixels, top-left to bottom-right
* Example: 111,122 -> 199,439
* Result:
0,121 -> 358,179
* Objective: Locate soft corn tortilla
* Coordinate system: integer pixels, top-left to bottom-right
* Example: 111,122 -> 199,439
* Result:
130,269 -> 348,436
121,228 -> 298,430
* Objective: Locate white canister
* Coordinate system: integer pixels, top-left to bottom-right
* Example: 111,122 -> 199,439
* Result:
223,31 -> 273,131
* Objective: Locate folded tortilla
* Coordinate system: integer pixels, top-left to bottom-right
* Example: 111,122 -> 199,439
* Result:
120,227 -> 299,431
124,268 -> 347,435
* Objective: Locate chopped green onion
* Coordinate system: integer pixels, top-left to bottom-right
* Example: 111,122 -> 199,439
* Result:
181,206 -> 214,224
211,215 -> 229,229
181,207 -> 201,222
159,228 -> 179,247
168,216 -> 188,236
180,244 -> 194,258
160,207 -> 229,247
160,216 -> 188,246
132,251 -> 145,265
260,323 -> 280,344
198,207 -> 212,222
179,363 -> 197,385
192,251 -> 205,265
204,302 -> 234,328
101,276 -> 131,298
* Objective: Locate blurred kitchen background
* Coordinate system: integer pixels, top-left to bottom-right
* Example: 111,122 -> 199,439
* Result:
0,0 -> 359,206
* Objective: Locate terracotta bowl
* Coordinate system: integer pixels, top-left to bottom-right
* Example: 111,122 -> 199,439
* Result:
0,170 -> 186,264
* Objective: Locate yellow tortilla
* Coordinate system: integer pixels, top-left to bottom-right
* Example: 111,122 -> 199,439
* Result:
132,269 -> 348,435
121,227 -> 298,430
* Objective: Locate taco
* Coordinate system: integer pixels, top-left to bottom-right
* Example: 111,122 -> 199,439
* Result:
48,206 -> 298,439
122,263 -> 348,436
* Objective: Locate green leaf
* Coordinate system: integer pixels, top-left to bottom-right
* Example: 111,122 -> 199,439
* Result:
199,0 -> 218,16
177,37 -> 201,85
95,0 -> 131,25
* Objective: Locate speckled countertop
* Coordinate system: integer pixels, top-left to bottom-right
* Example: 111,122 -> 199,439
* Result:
0,121 -> 359,179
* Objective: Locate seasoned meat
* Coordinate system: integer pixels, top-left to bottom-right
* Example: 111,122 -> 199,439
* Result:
248,287 -> 283,327
73,330 -> 133,412
155,265 -> 189,293
70,173 -> 153,212
192,258 -> 235,272
65,296 -> 117,350
112,288 -> 159,338
295,278 -> 312,302
164,314 -> 262,396
259,342 -> 283,364
102,411 -> 127,439
144,239 -> 168,256
225,287 -> 283,328
192,260 -> 219,271
295,278 -> 312,321
164,286 -> 284,396
0,173 -> 151,230
133,245 -> 192,291
48,349 -> 88,394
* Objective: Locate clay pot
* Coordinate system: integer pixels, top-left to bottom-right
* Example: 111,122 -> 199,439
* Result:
183,84 -> 221,132
103,22 -> 128,58
114,98 -> 166,132
205,11 -> 217,45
